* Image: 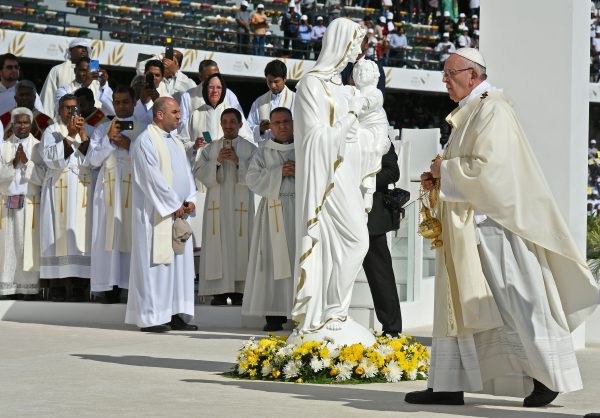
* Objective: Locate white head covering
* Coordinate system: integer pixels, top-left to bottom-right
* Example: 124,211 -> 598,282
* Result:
452,47 -> 486,68
67,38 -> 92,59
443,11 -> 450,17
306,18 -> 366,81
301,14 -> 308,20
11,107 -> 33,124
241,0 -> 249,6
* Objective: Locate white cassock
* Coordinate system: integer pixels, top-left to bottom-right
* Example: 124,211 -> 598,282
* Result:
40,61 -> 76,117
183,103 -> 255,247
87,117 -> 146,292
195,136 -> 256,296
162,71 -> 197,103
55,80 -> 102,115
291,18 -> 370,332
125,124 -> 196,328
178,85 -> 243,135
0,134 -> 42,295
428,82 -> 600,397
0,84 -> 44,117
246,87 -> 295,143
97,83 -> 115,117
242,139 -> 295,317
40,122 -> 94,279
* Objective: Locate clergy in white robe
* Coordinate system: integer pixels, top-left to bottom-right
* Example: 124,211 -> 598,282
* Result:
40,94 -> 94,301
247,60 -> 295,143
0,80 -> 53,141
125,97 -> 197,331
194,108 -> 256,304
242,107 -> 296,331
178,59 -> 244,135
40,38 -> 92,117
0,108 -> 42,296
405,48 -> 600,407
133,60 -> 172,128
55,57 -> 102,117
0,53 -> 44,116
88,86 -> 146,296
184,73 -> 254,248
291,19 -> 372,333
134,50 -> 196,101
97,69 -> 115,117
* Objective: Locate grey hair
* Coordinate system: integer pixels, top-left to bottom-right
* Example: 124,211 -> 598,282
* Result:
15,79 -> 37,92
472,62 -> 487,81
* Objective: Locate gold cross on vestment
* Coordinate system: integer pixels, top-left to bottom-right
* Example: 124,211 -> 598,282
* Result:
269,200 -> 282,233
234,201 -> 248,237
103,171 -> 115,208
55,177 -> 68,213
28,196 -> 40,229
80,174 -> 90,208
122,173 -> 132,209
208,200 -> 219,236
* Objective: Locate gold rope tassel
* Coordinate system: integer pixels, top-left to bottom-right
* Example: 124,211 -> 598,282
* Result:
418,156 -> 443,249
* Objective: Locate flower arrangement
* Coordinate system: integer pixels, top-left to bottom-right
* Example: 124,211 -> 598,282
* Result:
230,332 -> 429,384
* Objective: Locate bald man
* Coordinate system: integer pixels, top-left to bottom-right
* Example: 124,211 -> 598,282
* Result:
125,97 -> 198,332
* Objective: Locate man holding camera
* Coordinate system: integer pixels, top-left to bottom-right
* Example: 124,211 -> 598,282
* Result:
39,94 -> 94,302
134,60 -> 171,128
87,86 -> 147,303
55,57 -> 102,117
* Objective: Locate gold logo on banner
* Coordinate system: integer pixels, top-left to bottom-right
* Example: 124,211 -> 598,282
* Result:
182,49 -> 199,71
290,61 -> 304,80
107,44 -> 124,66
90,40 -> 106,59
385,68 -> 392,88
9,33 -> 26,56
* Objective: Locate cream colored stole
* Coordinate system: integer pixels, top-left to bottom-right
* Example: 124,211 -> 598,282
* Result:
258,86 -> 293,123
234,181 -> 251,283
147,123 -> 185,265
203,180 -> 222,280
0,135 -> 40,271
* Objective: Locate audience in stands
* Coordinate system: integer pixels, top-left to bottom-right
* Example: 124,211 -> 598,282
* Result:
235,1 -> 252,54
251,4 -> 269,56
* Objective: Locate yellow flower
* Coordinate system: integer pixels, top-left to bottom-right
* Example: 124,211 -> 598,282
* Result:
249,369 -> 257,377
296,378 -> 303,383
330,368 -> 338,376
355,366 -> 365,375
319,347 -> 330,358
272,370 -> 281,378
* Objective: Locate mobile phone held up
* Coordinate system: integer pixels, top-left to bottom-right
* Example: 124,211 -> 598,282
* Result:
89,59 -> 100,73
70,105 -> 80,117
145,72 -> 155,89
223,139 -> 232,149
202,131 -> 212,143
116,120 -> 134,131
165,44 -> 174,61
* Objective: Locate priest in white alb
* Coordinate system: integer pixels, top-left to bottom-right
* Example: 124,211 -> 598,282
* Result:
405,48 -> 600,408
0,108 -> 42,298
242,107 -> 296,331
88,85 -> 146,303
40,94 -> 94,302
194,108 -> 256,306
125,97 -> 198,333
246,59 -> 295,143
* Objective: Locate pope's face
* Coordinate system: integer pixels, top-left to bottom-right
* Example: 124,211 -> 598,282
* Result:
221,113 -> 242,139
442,55 -> 476,103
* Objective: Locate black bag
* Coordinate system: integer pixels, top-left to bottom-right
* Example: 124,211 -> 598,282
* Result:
382,188 -> 410,231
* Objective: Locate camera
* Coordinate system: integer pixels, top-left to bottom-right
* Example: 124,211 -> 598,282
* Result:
116,120 -> 134,131
145,72 -> 155,89
70,105 -> 80,117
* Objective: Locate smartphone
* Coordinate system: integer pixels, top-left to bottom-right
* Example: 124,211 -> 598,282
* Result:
70,105 -> 80,117
145,72 -> 155,89
165,45 -> 174,61
116,120 -> 134,131
223,139 -> 232,149
89,59 -> 100,73
202,131 -> 212,143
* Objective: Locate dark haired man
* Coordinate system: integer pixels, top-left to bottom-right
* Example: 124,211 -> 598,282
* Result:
247,60 -> 295,143
0,53 -> 44,116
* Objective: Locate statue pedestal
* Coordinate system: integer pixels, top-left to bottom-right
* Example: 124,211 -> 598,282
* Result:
287,317 -> 377,347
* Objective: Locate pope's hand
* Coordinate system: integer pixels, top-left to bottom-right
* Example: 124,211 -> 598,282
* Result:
430,158 -> 442,179
420,171 -> 435,191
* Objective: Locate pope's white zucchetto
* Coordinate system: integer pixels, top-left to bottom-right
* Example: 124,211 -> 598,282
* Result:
452,47 -> 486,68
11,107 -> 33,123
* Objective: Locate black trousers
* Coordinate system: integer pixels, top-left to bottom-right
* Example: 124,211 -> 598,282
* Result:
362,233 -> 402,333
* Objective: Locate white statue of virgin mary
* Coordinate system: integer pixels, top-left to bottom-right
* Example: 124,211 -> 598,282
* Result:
289,18 -> 377,346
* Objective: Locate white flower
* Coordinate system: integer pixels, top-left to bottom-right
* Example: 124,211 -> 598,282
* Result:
384,360 -> 403,383
261,364 -> 272,377
310,356 -> 323,372
407,368 -> 418,380
276,345 -> 294,359
329,347 -> 341,359
323,336 -> 335,344
320,357 -> 331,369
375,344 -> 394,357
359,359 -> 378,378
417,371 -> 428,379
335,361 -> 354,382
283,360 -> 302,379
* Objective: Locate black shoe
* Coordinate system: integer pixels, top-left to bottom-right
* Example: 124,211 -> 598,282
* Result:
229,293 -> 243,306
382,330 -> 402,337
49,287 -> 66,302
23,294 -> 40,301
523,379 -> 559,407
140,324 -> 171,333
170,315 -> 198,331
263,322 -> 284,331
584,414 -> 600,418
405,388 -> 464,405
68,287 -> 86,302
210,295 -> 228,306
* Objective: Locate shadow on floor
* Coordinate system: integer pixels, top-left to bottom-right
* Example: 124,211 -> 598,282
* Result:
72,353 -> 235,373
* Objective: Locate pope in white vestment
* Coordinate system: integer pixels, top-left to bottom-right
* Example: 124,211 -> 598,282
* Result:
242,108 -> 296,324
405,48 -> 600,407
0,109 -> 42,296
40,97 -> 95,280
88,93 -> 146,293
195,109 -> 256,301
291,19 -> 373,334
125,98 -> 196,329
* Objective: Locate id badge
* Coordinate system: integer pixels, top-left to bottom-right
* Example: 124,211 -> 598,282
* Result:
6,195 -> 25,209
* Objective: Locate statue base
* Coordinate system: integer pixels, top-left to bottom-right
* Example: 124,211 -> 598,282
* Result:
287,317 -> 377,347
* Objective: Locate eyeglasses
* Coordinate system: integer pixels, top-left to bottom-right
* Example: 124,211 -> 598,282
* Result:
441,68 -> 473,78
3,64 -> 19,70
